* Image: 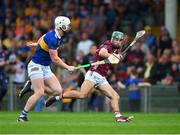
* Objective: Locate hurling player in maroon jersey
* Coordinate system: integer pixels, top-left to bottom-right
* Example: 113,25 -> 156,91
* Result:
46,31 -> 134,122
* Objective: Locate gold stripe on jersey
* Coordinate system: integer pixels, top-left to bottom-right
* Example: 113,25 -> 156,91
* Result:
39,38 -> 49,52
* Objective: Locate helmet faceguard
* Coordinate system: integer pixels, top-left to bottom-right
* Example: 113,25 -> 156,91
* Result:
55,16 -> 71,32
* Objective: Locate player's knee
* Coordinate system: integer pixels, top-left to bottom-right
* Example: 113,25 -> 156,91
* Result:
111,93 -> 119,101
34,89 -> 45,97
116,94 -> 120,101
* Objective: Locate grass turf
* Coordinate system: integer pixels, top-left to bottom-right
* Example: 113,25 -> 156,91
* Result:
0,112 -> 180,134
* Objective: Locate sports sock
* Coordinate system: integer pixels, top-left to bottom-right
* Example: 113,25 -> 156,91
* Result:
114,111 -> 122,118
55,96 -> 60,101
20,110 -> 28,118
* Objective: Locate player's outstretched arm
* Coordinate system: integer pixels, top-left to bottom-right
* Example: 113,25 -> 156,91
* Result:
26,41 -> 38,47
99,48 -> 124,62
49,49 -> 75,72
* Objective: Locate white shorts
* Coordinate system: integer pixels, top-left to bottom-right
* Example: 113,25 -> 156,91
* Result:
28,60 -> 53,80
85,71 -> 108,87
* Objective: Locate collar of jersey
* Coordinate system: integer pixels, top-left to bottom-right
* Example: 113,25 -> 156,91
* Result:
55,29 -> 61,39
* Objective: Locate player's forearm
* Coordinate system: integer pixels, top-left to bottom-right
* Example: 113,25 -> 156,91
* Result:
52,57 -> 69,69
99,48 -> 111,58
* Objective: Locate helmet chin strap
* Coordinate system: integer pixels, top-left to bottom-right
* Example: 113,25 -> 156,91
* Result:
57,25 -> 70,37
60,27 -> 70,34
60,27 -> 65,32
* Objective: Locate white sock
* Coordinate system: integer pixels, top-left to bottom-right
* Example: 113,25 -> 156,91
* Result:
30,85 -> 33,90
55,96 -> 60,101
114,111 -> 122,117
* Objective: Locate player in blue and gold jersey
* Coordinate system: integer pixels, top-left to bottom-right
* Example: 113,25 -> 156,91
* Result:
17,16 -> 75,122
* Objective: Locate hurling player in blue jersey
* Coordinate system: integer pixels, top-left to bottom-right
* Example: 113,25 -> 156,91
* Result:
17,16 -> 75,122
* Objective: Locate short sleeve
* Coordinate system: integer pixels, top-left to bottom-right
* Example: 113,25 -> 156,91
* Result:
47,38 -> 59,50
99,43 -> 111,52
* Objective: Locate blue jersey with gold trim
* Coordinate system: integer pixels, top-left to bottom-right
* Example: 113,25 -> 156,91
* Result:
32,30 -> 63,66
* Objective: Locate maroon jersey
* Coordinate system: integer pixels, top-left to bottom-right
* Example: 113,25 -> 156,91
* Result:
89,40 -> 121,76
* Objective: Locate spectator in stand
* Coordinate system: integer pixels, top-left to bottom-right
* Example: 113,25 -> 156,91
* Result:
144,26 -> 157,55
138,37 -> 150,56
169,62 -> 180,83
157,52 -> 172,83
126,41 -> 145,75
142,53 -> 158,84
118,66 -> 150,112
3,29 -> 16,50
170,41 -> 180,83
16,36 -> 30,63
157,26 -> 172,57
13,55 -> 26,85
76,32 -> 94,62
171,40 -> 180,64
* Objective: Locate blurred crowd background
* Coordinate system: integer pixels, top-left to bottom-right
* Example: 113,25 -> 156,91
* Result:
0,0 -> 179,112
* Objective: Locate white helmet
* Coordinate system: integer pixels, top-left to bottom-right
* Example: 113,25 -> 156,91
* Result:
54,16 -> 71,32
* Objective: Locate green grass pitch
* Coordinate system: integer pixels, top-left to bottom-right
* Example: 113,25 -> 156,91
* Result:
0,112 -> 180,134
